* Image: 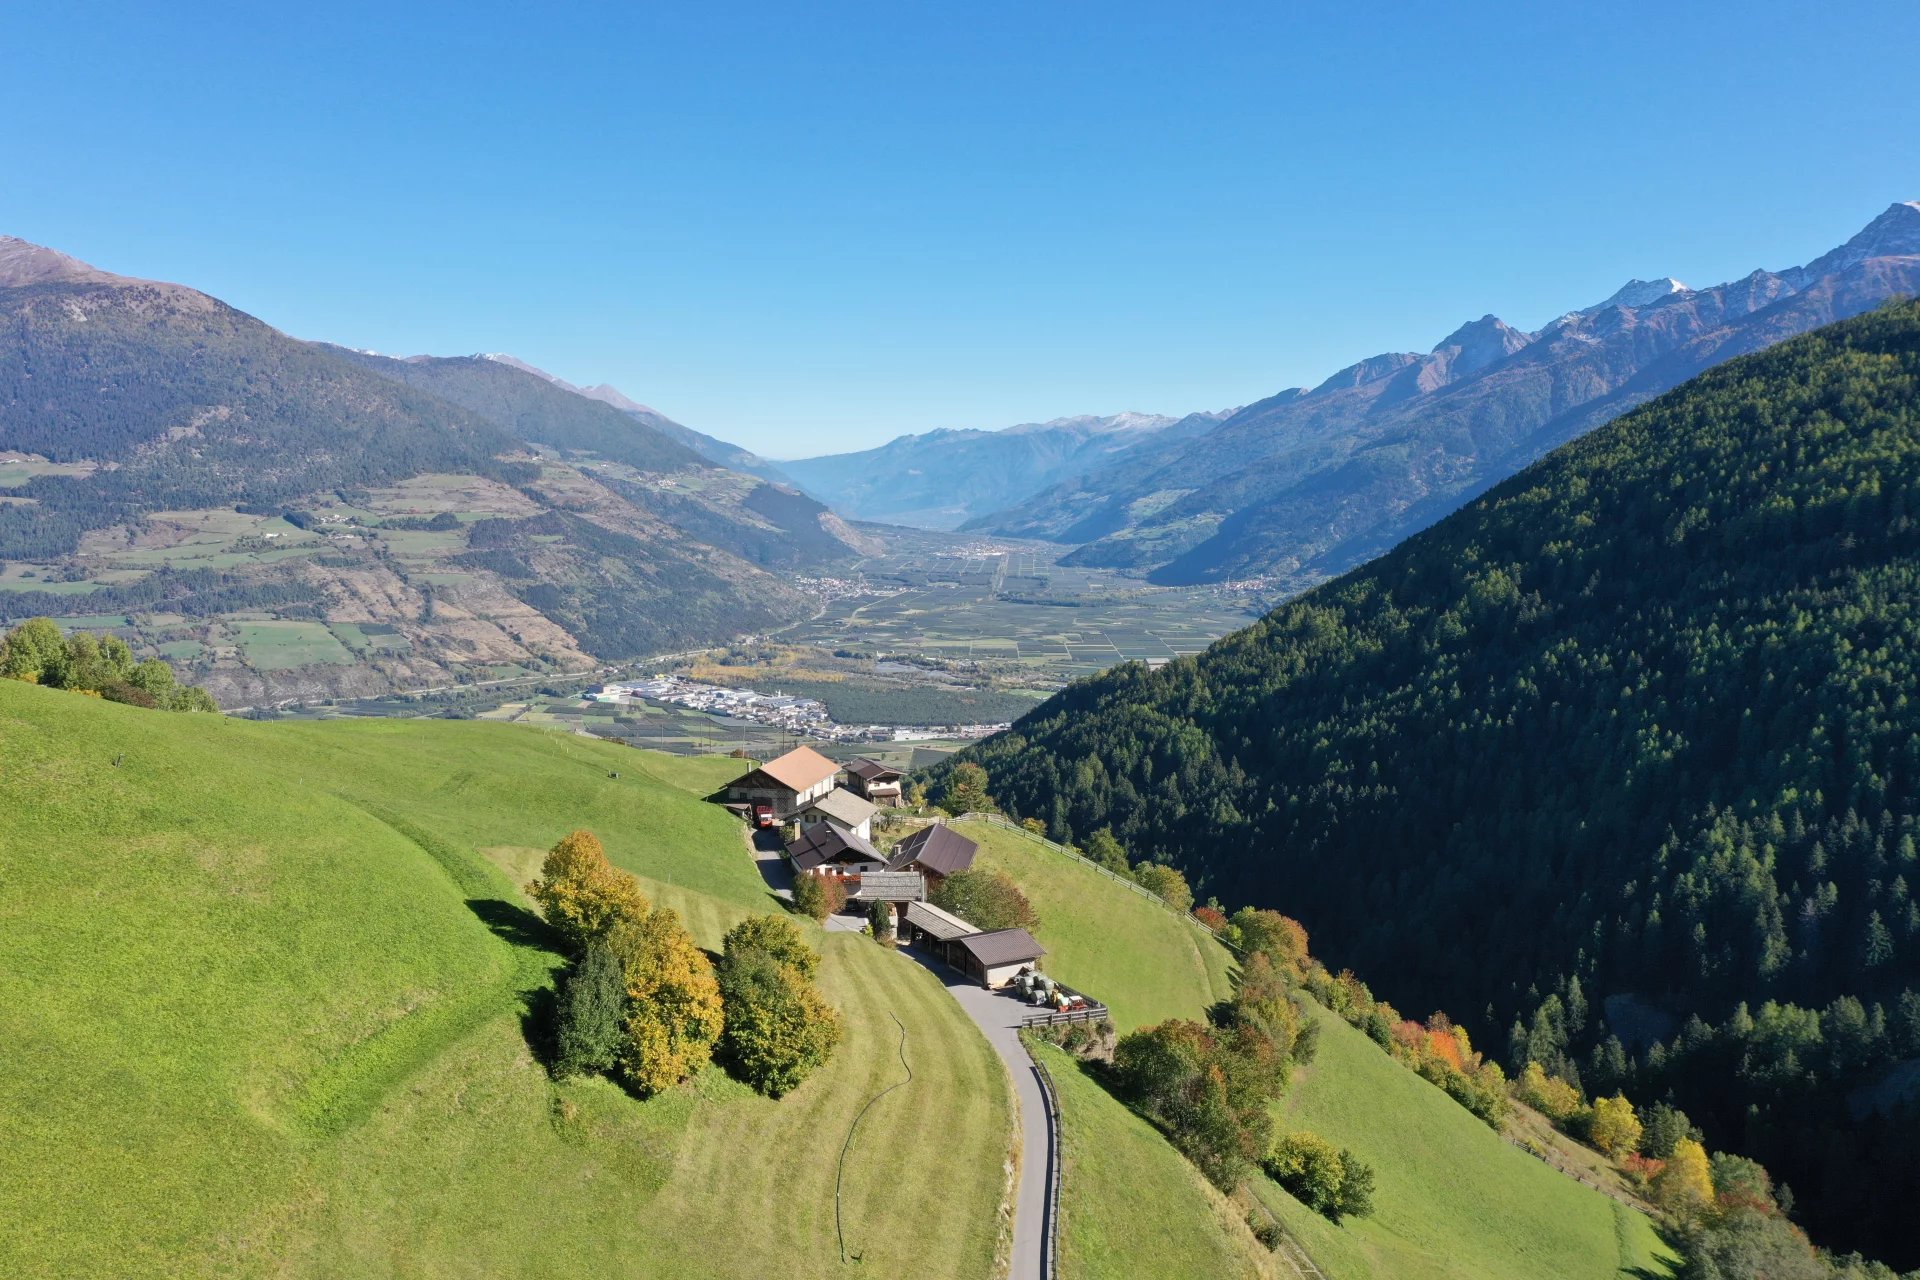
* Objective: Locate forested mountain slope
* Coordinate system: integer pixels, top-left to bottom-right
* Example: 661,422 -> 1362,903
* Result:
969,201 -> 1920,591
955,300 -> 1920,1264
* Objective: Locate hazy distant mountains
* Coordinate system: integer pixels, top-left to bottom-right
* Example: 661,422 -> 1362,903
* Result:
780,410 -> 1231,530
967,201 -> 1920,588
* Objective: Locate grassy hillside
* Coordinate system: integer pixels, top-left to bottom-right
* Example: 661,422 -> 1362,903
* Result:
1031,1041 -> 1278,1279
959,818 -> 1235,1030
978,812 -> 1675,1280
0,682 -> 1009,1278
1258,1004 -> 1676,1280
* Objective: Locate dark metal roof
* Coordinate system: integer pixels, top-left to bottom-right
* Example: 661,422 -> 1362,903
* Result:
787,820 -> 881,872
886,824 -> 979,877
903,899 -> 979,941
954,928 -> 1045,968
844,756 -> 903,782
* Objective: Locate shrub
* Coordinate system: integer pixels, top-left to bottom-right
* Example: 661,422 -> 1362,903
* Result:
868,899 -> 895,943
607,906 -> 724,1096
792,873 -> 846,922
1265,1132 -> 1375,1221
1518,1061 -> 1584,1124
931,868 -> 1037,932
526,830 -> 652,952
721,914 -> 819,978
1114,1019 -> 1275,1189
716,948 -> 843,1097
553,938 -> 627,1077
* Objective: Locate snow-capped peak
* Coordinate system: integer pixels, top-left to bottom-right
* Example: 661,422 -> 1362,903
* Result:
1585,277 -> 1691,314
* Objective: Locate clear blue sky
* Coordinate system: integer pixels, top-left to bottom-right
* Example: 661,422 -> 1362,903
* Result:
4,2 -> 1917,456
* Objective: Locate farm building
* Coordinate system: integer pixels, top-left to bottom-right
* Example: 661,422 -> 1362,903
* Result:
725,746 -> 841,820
884,823 -> 977,891
787,820 -> 887,877
951,929 -> 1046,989
898,902 -> 1047,990
842,757 -> 904,804
799,786 -> 878,841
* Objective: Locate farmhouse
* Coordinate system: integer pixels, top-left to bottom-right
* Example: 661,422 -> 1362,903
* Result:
842,756 -> 904,804
787,820 -> 886,877
798,786 -> 878,841
725,745 -> 841,820
884,823 -> 977,892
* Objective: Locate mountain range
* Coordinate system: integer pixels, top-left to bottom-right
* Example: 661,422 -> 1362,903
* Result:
0,238 -> 869,704
778,410 -> 1231,530
950,298 -> 1920,1265
962,201 -> 1920,588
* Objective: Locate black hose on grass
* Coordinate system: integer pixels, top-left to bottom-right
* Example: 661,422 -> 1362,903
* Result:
836,1011 -> 911,1264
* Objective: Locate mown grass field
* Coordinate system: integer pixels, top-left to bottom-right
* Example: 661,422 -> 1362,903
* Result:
0,683 -> 1010,1279
959,819 -> 1237,1029
975,813 -> 1678,1280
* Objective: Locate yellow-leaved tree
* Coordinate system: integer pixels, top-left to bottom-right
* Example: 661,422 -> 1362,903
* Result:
1517,1061 -> 1583,1123
610,906 -> 725,1096
1652,1137 -> 1715,1219
1588,1093 -> 1643,1159
526,830 -> 650,951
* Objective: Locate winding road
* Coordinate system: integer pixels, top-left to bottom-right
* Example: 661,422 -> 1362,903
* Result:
741,830 -> 1055,1277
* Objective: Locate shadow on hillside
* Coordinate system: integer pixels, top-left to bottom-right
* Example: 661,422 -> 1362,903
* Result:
468,896 -> 564,953
467,897 -> 566,1072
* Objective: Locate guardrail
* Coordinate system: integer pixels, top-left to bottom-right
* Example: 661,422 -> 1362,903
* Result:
1025,1049 -> 1064,1280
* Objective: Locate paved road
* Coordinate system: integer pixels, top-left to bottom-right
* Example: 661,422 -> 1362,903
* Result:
903,946 -> 1055,1280
740,827 -> 1052,1274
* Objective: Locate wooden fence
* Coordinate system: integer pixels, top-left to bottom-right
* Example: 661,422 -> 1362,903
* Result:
949,812 -> 1245,957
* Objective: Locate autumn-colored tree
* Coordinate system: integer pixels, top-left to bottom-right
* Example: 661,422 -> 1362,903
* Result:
1652,1137 -> 1715,1220
1709,1152 -> 1779,1215
1229,908 -> 1310,976
526,830 -> 651,952
1517,1061 -> 1583,1124
1133,863 -> 1194,913
1019,816 -> 1046,836
1193,904 -> 1228,932
1589,1093 -> 1643,1159
716,947 -> 843,1097
792,872 -> 846,922
608,906 -> 724,1096
721,914 -> 819,978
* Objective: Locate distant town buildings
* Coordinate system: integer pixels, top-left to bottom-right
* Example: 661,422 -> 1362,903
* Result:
588,674 -> 1011,742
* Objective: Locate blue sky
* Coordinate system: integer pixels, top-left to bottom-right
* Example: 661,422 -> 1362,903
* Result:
5,2 -> 1917,456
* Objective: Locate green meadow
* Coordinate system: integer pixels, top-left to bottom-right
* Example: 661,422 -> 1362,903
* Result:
977,813 -> 1678,1280
0,683 -> 1008,1279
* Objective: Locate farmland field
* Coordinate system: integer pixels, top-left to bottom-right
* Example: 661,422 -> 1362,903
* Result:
237,621 -> 355,669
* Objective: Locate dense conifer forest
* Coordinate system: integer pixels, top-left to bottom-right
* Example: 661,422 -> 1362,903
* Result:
951,300 -> 1920,1265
